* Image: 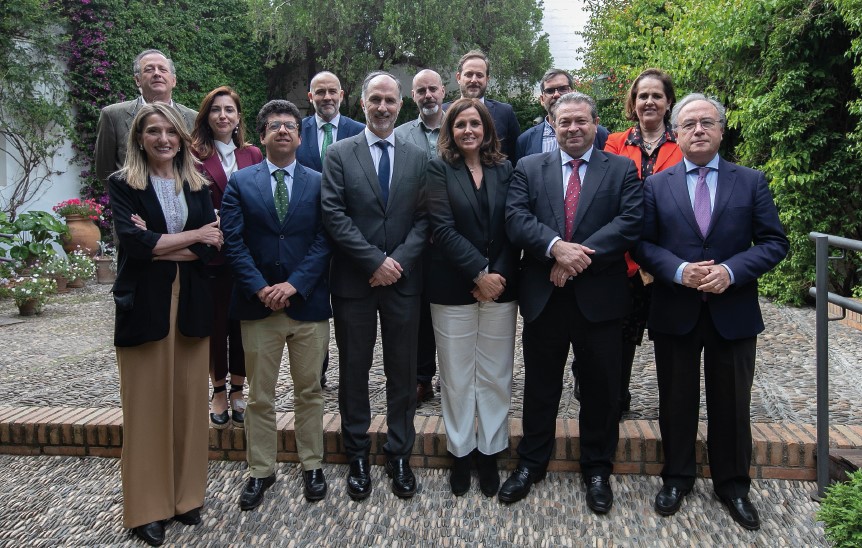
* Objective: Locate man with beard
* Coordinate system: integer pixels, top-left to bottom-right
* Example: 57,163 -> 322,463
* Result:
395,69 -> 444,405
515,68 -> 610,165
443,50 -> 521,161
296,71 -> 365,173
321,71 -> 429,500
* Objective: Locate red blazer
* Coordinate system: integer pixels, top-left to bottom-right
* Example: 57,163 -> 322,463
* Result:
605,127 -> 683,276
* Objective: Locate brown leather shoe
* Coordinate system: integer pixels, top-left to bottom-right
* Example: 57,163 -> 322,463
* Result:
416,382 -> 433,404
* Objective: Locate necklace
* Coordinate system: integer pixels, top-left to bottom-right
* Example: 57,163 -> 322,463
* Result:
642,135 -> 662,152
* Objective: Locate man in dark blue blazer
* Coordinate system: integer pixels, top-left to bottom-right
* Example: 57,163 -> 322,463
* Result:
221,100 -> 333,510
634,94 -> 788,530
442,50 -> 521,161
503,93 -> 642,514
295,71 -> 365,173
514,68 -> 609,166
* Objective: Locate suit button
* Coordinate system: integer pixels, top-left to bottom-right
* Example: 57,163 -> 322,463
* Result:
275,261 -> 280,266
280,235 -> 284,239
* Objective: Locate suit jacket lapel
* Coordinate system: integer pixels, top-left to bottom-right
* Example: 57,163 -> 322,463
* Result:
353,138 -> 385,209
667,163 -> 702,238
573,150 -> 609,228
542,150 -> 566,236
252,163 -> 281,226
485,164 -> 499,221
707,159 -> 737,237
284,165 -> 308,226
124,98 -> 142,134
202,154 -> 228,193
452,162 -> 482,223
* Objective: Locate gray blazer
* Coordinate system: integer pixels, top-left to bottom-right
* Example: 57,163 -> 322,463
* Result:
321,131 -> 429,298
94,97 -> 197,184
394,119 -> 438,161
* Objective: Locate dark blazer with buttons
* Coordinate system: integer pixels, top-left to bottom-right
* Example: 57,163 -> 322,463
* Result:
633,158 -> 788,340
505,148 -> 643,324
108,173 -> 216,347
514,121 -> 609,166
220,160 -> 332,322
321,132 -> 429,298
443,98 -> 520,162
295,114 -> 365,172
426,158 -> 518,305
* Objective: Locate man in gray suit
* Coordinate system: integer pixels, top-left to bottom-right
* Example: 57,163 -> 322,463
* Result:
395,69 -> 444,405
321,71 -> 429,501
94,49 -> 197,185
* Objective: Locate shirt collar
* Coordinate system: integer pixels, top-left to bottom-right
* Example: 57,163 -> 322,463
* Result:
214,139 -> 237,157
683,154 -> 720,173
315,113 -> 341,130
418,117 -> 441,132
542,119 -> 556,138
560,146 -> 594,166
364,128 -> 395,148
266,158 -> 296,178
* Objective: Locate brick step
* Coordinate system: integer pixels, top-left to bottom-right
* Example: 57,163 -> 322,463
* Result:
2,405 -> 858,481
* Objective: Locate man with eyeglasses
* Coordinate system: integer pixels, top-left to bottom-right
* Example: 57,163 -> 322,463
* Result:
220,99 -> 333,509
514,68 -> 610,166
95,49 -> 197,186
634,94 -> 787,530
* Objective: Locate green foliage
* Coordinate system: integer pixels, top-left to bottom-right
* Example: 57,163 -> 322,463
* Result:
0,0 -> 72,217
248,0 -> 551,115
818,469 -> 862,547
0,211 -> 67,264
580,0 -> 862,303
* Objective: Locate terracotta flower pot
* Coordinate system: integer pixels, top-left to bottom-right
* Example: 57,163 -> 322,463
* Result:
17,299 -> 39,316
61,215 -> 101,257
55,275 -> 69,294
67,278 -> 85,289
95,257 -> 116,284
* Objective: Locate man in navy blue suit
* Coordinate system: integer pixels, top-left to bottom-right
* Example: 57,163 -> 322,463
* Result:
443,50 -> 521,161
221,100 -> 333,510
634,94 -> 788,530
514,68 -> 609,165
296,71 -> 365,172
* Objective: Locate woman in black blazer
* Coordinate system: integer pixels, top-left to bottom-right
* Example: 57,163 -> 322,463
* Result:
427,98 -> 519,498
108,102 -> 221,546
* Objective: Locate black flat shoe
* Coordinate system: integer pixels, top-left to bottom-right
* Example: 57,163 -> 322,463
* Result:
654,485 -> 690,516
476,451 -> 500,497
347,457 -> 372,500
719,495 -> 760,530
132,521 -> 165,546
174,507 -> 202,525
386,458 -> 417,498
585,476 -> 613,514
303,468 -> 327,502
239,474 -> 276,511
498,464 -> 545,503
210,385 -> 230,429
449,454 -> 471,496
229,384 -> 245,427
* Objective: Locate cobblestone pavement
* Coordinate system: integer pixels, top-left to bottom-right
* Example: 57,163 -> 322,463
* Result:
0,455 -> 828,546
1,283 -> 860,424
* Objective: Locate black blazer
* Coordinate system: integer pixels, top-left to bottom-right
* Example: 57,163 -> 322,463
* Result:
108,173 -> 217,347
426,158 -> 518,305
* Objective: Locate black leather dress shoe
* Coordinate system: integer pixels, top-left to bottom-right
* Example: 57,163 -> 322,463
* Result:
174,507 -> 202,525
476,452 -> 500,497
347,458 -> 372,500
239,474 -> 276,511
386,458 -> 417,498
654,485 -> 690,516
303,469 -> 327,502
719,495 -> 760,530
498,464 -> 546,503
449,454 -> 471,496
585,476 -> 613,514
132,521 -> 165,546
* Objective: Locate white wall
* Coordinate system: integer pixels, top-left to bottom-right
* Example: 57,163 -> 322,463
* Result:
542,0 -> 588,72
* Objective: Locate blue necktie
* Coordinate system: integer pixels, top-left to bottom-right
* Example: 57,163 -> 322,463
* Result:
375,141 -> 391,205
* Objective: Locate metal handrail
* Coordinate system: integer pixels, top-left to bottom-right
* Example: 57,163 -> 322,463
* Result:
808,231 -> 862,500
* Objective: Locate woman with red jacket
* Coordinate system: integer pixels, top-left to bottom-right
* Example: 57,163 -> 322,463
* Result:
604,68 -> 683,415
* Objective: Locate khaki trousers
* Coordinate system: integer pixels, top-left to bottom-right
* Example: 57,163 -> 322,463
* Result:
241,313 -> 329,476
116,272 -> 209,528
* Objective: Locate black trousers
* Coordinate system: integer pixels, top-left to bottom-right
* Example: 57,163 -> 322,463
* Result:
517,285 -> 621,479
333,288 -> 420,460
653,306 -> 756,499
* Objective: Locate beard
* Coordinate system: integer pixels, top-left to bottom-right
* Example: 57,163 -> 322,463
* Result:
420,104 -> 440,116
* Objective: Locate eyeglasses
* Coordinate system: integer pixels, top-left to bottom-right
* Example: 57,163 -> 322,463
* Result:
676,119 -> 720,133
542,85 -> 572,96
267,121 -> 298,132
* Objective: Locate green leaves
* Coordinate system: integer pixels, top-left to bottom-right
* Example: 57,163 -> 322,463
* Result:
818,469 -> 862,547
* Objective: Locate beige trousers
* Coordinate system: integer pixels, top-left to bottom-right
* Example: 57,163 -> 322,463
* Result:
116,272 -> 209,528
241,313 -> 329,476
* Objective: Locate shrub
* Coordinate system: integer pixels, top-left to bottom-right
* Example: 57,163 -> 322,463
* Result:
818,469 -> 862,547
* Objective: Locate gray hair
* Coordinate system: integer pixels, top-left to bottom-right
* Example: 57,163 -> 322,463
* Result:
670,93 -> 726,129
549,92 -> 597,121
133,49 -> 176,76
540,68 -> 573,88
361,71 -> 402,100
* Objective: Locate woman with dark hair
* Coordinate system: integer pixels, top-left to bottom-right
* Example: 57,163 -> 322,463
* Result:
427,98 -> 519,497
191,86 -> 263,428
109,102 -> 221,545
604,68 -> 683,414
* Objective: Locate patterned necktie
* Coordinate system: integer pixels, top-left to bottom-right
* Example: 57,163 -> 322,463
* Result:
273,169 -> 289,221
693,167 -> 711,237
375,141 -> 391,205
564,158 -> 583,241
320,123 -> 334,162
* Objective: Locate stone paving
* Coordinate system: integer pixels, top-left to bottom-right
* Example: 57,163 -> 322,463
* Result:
1,283 -> 858,546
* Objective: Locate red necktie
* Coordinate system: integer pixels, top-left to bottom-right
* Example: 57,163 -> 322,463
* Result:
564,159 -> 583,241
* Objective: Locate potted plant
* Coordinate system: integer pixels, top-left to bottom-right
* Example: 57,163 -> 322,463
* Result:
53,198 -> 103,256
94,241 -> 116,284
0,273 -> 57,316
34,255 -> 72,293
0,210 -> 67,267
67,248 -> 96,288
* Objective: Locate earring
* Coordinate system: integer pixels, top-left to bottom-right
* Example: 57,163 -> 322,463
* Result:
233,126 -> 238,135
139,144 -> 143,150
177,145 -> 181,151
